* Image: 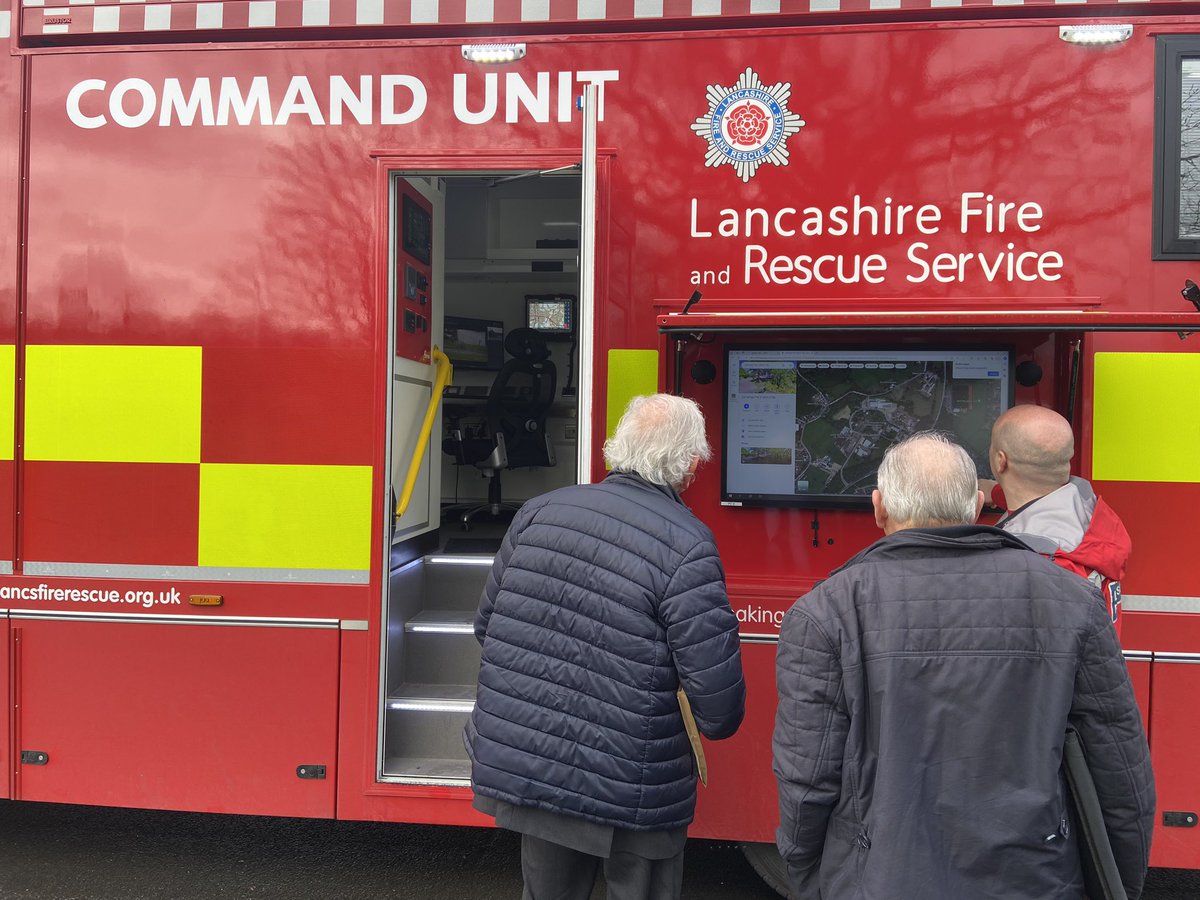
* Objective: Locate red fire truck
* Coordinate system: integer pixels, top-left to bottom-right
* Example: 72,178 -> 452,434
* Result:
2,0 -> 1199,892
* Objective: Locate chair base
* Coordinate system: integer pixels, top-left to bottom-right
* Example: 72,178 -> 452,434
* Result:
457,501 -> 521,531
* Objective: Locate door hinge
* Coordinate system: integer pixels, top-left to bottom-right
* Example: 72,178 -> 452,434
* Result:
296,764 -> 326,780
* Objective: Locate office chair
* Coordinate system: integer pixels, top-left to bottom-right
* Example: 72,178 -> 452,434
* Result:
444,328 -> 558,529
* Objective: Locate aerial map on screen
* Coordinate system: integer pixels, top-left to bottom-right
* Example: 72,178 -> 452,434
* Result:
725,348 -> 1011,505
527,298 -> 572,332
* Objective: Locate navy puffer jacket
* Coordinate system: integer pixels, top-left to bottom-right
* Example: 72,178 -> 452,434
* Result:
466,471 -> 745,831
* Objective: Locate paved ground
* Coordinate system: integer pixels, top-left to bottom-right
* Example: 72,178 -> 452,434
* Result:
0,801 -> 1195,898
0,801 -> 775,899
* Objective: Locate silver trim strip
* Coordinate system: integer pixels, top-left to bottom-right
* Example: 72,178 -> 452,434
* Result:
392,373 -> 432,387
0,561 -> 12,575
23,562 -> 368,584
392,521 -> 431,540
9,609 -> 339,628
1122,595 -> 1200,614
740,632 -> 780,644
1155,652 -> 1200,665
734,637 -> 1161,659
341,619 -> 369,631
378,775 -> 472,788
577,83 -> 596,485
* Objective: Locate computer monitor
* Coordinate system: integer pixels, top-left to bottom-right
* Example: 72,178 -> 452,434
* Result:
722,345 -> 1013,509
526,295 -> 575,337
443,316 -> 505,370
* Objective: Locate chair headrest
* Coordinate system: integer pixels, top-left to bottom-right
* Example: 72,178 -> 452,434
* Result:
504,328 -> 552,362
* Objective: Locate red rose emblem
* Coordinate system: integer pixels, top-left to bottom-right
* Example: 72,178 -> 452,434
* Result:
724,102 -> 770,148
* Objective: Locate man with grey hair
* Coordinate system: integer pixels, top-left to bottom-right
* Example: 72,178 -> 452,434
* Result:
980,404 -> 1131,636
467,393 -> 745,900
774,432 -> 1154,900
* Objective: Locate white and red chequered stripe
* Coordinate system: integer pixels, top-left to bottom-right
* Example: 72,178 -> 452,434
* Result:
20,0 -> 1153,38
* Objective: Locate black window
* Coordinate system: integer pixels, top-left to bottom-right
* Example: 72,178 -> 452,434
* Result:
1155,35 -> 1200,258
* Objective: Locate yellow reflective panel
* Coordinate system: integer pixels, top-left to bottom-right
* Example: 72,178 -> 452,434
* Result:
1093,352 -> 1200,483
0,345 -> 14,461
198,463 -> 373,571
606,349 -> 660,440
25,345 -> 202,463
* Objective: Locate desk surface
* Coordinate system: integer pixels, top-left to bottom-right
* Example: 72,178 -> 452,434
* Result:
443,386 -> 489,400
442,396 -> 578,418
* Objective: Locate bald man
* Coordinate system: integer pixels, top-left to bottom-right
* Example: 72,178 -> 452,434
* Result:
980,404 -> 1130,635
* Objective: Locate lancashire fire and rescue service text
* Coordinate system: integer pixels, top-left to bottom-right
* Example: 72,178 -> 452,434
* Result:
689,193 -> 1065,286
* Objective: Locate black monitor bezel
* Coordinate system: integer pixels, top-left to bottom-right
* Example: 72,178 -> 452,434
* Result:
443,315 -> 505,371
525,294 -> 575,338
720,342 -> 1016,511
401,194 -> 432,265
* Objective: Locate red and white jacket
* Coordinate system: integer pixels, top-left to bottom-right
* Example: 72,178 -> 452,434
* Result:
992,477 -> 1130,638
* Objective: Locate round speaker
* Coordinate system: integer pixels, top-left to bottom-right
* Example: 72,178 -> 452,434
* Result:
1015,360 -> 1043,387
691,360 -> 717,385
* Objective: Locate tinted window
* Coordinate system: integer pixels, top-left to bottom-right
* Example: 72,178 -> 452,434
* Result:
1155,37 -> 1200,257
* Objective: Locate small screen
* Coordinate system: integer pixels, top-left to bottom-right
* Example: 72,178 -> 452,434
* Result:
402,194 -> 432,265
723,345 -> 1012,509
526,295 -> 574,334
443,316 -> 505,370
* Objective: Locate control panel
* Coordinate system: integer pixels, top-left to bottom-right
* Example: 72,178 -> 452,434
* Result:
395,185 -> 433,363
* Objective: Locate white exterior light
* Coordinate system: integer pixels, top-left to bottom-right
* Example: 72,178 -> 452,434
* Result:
461,43 -> 527,64
1059,24 -> 1133,46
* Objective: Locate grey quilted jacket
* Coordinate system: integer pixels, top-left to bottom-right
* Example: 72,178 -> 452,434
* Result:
466,471 -> 745,831
774,525 -> 1155,900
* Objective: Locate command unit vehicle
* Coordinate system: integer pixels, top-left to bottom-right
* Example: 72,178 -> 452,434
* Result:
2,0 -> 1200,891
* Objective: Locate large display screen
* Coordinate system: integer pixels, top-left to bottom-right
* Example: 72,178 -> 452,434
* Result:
723,346 -> 1013,509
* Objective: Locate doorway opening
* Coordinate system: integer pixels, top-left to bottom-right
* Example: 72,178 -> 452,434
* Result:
381,168 -> 583,783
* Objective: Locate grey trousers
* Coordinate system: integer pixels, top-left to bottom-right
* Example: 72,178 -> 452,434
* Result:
519,832 -> 687,900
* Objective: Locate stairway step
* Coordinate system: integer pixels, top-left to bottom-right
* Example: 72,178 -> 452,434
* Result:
405,610 -> 475,634
418,554 -> 494,612
383,756 -> 471,782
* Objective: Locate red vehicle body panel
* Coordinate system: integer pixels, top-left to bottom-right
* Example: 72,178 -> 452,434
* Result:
12,616 -> 339,815
1,3 -> 1198,873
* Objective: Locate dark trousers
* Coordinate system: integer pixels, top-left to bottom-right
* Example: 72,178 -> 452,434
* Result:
519,833 -> 686,900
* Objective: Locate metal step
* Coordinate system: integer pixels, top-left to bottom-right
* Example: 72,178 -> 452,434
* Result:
382,756 -> 471,783
417,553 -> 495,613
384,684 -> 475,772
402,614 -> 482,686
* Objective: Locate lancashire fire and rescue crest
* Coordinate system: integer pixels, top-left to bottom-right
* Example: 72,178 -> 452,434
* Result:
691,67 -> 805,182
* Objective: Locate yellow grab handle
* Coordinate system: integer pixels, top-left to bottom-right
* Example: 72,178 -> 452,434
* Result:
395,348 -> 453,518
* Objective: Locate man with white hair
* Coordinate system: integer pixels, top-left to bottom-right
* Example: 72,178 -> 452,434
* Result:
773,432 -> 1154,900
980,404 -> 1131,635
467,393 -> 745,900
